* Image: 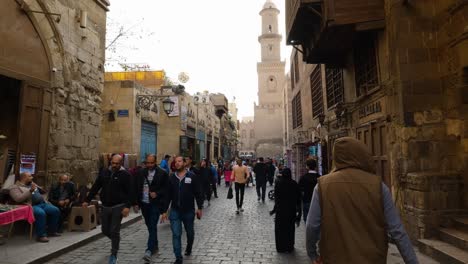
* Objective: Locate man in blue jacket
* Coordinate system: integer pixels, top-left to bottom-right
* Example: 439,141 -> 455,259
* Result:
161,156 -> 204,264
160,154 -> 170,173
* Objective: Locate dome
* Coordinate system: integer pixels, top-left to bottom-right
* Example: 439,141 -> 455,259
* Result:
263,0 -> 277,10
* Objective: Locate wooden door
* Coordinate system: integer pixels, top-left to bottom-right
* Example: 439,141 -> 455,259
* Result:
17,83 -> 52,184
356,121 -> 390,187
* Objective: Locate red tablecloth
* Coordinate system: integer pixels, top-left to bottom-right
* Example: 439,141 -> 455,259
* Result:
0,205 -> 35,225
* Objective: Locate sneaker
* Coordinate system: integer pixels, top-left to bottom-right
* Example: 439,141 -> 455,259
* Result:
153,246 -> 159,254
143,250 -> 152,261
174,258 -> 183,264
184,249 -> 192,256
257,197 -> 260,202
262,200 -> 265,203
108,255 -> 118,264
36,236 -> 49,243
236,209 -> 239,214
240,208 -> 244,212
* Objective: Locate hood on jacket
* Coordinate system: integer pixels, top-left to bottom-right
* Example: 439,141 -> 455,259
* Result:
332,137 -> 375,174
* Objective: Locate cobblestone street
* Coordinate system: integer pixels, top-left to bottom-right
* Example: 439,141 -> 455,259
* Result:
47,185 -> 438,264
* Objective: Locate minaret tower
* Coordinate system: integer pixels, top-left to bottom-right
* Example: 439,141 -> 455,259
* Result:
256,0 -> 285,105
254,0 -> 285,159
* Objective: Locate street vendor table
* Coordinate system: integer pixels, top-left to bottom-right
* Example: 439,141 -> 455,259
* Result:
0,204 -> 35,239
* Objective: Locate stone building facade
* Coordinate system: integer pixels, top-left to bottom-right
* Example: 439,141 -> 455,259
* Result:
0,0 -> 109,187
286,0 -> 468,261
239,117 -> 256,159
253,0 -> 286,160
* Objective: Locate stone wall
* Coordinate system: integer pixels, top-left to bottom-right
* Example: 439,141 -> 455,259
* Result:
386,0 -> 468,239
44,0 -> 109,186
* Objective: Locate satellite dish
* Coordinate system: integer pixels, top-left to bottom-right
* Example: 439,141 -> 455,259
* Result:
194,96 -> 200,102
178,72 -> 189,83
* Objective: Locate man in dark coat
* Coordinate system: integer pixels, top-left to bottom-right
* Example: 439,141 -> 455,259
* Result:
134,154 -> 169,261
267,159 -> 275,186
270,168 -> 301,253
253,157 -> 268,202
48,174 -> 77,232
185,156 -> 199,176
83,154 -> 132,264
298,158 -> 319,222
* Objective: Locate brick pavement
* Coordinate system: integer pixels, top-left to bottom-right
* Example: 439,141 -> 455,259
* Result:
47,185 -> 439,264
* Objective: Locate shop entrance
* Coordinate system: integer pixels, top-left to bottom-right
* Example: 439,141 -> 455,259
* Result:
0,75 -> 21,184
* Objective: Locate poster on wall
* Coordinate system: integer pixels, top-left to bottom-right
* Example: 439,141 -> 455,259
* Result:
317,143 -> 323,176
308,145 -> 317,156
19,153 -> 36,175
168,96 -> 180,117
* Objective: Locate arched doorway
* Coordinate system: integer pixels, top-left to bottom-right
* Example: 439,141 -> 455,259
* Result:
0,0 -> 54,186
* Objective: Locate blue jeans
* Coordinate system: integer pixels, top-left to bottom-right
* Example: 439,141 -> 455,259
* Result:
141,203 -> 160,252
169,209 -> 195,259
32,203 -> 60,237
303,202 -> 310,222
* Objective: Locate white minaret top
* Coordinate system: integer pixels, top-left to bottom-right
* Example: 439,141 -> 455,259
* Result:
258,0 -> 281,62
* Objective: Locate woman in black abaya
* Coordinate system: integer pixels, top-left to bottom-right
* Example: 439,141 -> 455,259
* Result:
270,168 -> 302,253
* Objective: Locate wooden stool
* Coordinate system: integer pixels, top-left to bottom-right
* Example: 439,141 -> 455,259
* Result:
68,205 -> 97,232
89,200 -> 102,225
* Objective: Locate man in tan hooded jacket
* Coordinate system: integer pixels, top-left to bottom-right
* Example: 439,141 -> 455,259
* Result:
306,137 -> 418,264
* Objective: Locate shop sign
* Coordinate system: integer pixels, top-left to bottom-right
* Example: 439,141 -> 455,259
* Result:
117,109 -> 129,117
359,101 -> 382,119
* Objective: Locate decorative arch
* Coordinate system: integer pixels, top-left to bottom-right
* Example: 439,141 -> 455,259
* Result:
13,0 -> 66,87
0,0 -> 66,183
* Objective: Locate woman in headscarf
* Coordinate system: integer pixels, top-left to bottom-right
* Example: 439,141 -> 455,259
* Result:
270,168 -> 301,253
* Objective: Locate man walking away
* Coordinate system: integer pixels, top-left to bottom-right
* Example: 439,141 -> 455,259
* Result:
210,162 -> 218,198
298,158 -> 319,222
267,159 -> 275,186
253,157 -> 268,203
83,154 -> 132,264
306,137 -> 418,264
134,154 -> 169,261
160,154 -> 171,174
162,156 -> 204,264
232,159 -> 249,214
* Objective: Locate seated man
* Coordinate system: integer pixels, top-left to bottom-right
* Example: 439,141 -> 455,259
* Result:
9,172 -> 60,242
48,173 -> 76,232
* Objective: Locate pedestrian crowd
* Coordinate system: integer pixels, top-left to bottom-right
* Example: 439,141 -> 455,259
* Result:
4,137 -> 420,264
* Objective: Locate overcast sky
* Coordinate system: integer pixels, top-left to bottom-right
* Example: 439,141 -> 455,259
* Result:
106,0 -> 291,119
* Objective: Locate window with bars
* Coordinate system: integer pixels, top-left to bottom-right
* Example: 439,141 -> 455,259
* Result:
292,92 -> 302,129
354,33 -> 379,97
326,67 -> 344,108
310,65 -> 324,117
